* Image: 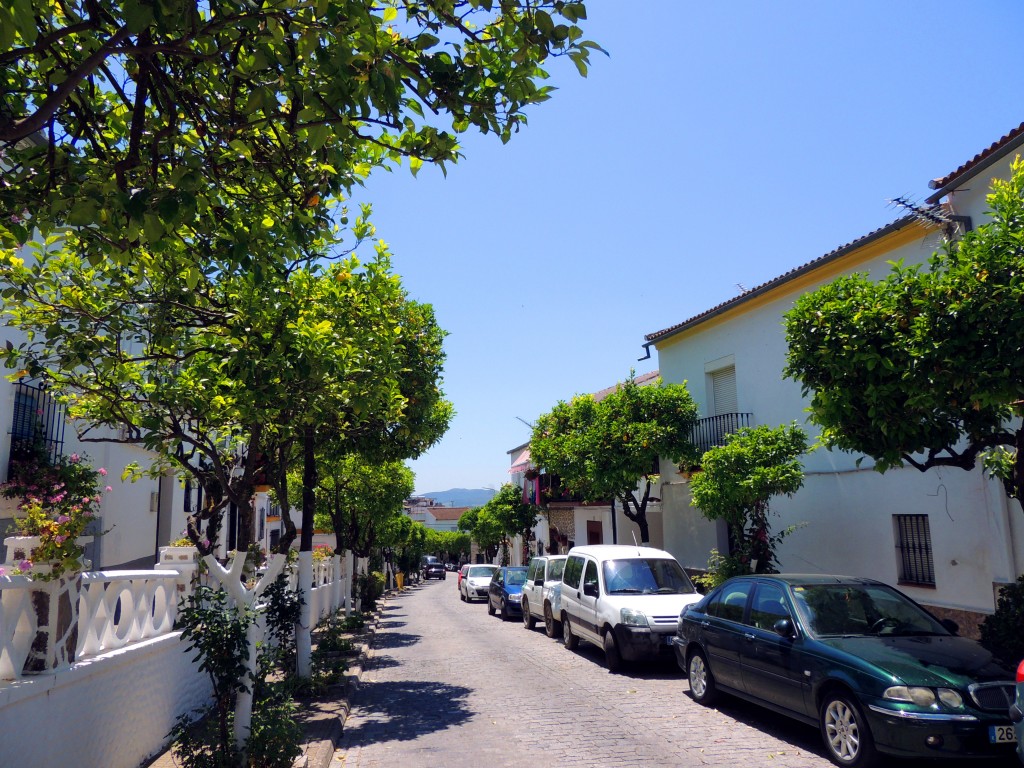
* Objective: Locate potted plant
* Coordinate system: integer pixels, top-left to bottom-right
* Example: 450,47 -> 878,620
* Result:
2,450 -> 106,578
0,449 -> 107,673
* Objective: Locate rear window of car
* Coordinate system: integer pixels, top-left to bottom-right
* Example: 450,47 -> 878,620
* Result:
468,566 -> 496,578
547,558 -> 566,581
507,569 -> 528,586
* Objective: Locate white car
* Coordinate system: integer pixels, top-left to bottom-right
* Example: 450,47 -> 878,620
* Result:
459,564 -> 498,602
559,545 -> 702,673
520,555 -> 567,638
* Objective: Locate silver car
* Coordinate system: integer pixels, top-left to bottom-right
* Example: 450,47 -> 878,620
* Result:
520,555 -> 567,638
459,564 -> 499,602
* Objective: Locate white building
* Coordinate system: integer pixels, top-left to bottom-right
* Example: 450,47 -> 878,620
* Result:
644,123 -> 1024,632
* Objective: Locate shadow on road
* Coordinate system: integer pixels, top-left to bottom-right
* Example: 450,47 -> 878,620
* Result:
371,630 -> 420,650
340,680 -> 472,747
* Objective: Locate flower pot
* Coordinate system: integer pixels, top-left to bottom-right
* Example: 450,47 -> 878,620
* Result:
4,534 -> 42,564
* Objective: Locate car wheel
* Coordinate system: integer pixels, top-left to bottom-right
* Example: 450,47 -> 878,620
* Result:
500,599 -> 509,621
460,589 -> 466,602
603,631 -> 623,673
687,649 -> 718,706
820,691 -> 877,768
487,597 -> 496,615
563,615 -> 579,651
544,603 -> 562,638
522,599 -> 536,629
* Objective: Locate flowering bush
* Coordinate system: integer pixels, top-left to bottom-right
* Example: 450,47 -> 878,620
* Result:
1,450 -> 107,580
311,544 -> 333,562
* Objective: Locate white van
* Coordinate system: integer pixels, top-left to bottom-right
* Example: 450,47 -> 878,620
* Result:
520,555 -> 567,637
559,544 -> 702,672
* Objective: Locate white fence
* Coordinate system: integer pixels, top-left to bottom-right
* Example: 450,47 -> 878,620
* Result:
0,548 -> 353,768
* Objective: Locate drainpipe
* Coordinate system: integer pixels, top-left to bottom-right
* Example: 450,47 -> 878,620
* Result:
610,497 -> 617,544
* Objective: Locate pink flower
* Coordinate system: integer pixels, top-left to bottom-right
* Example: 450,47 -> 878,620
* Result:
54,535 -> 66,544
104,486 -> 112,492
0,567 -> 6,577
202,539 -> 211,549
70,454 -> 80,464
18,560 -> 32,571
98,468 -> 107,476
57,515 -> 70,523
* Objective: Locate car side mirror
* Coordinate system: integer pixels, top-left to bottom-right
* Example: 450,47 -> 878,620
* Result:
583,582 -> 599,598
940,618 -> 959,636
773,618 -> 796,639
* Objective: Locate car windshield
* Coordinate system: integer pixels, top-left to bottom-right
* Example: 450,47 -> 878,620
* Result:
547,559 -> 566,581
468,566 -> 496,578
791,582 -> 949,638
506,569 -> 527,586
602,558 -> 696,595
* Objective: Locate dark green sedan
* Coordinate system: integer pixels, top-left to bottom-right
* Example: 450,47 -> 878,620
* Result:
673,574 -> 1016,767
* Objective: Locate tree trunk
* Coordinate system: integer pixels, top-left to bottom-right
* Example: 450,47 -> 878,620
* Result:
296,424 -> 316,677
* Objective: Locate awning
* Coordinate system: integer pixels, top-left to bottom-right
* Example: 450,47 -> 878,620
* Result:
508,448 -> 532,475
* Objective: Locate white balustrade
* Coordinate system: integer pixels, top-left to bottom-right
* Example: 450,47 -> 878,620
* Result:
0,573 -> 36,680
77,570 -> 180,657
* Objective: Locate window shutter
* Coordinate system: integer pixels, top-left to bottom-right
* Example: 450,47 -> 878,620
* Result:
711,366 -> 737,415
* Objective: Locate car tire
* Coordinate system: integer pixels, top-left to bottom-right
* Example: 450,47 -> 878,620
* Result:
487,598 -> 496,616
522,599 -> 537,629
500,599 -> 509,621
460,590 -> 466,602
819,691 -> 877,768
687,649 -> 718,706
603,631 -> 623,673
563,615 -> 579,651
544,603 -> 562,638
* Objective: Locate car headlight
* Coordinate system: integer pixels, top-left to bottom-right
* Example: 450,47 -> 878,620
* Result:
937,688 -> 964,708
620,607 -> 649,628
508,592 -> 521,602
883,685 -> 964,710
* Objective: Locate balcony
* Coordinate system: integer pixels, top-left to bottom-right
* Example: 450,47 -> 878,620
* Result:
690,412 -> 752,455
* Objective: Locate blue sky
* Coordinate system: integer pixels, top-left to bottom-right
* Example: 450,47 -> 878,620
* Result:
350,1 -> 1024,495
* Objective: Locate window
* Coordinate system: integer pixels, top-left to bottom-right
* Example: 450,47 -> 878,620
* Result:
563,555 -> 584,589
582,560 -> 599,592
710,365 -> 737,416
893,514 -> 935,586
750,584 -> 790,630
708,581 -> 753,623
8,379 -> 66,476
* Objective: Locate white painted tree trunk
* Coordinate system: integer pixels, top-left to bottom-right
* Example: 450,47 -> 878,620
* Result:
203,551 -> 286,759
296,550 -> 312,678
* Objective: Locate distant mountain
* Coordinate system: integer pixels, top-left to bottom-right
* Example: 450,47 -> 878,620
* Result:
418,488 -> 496,508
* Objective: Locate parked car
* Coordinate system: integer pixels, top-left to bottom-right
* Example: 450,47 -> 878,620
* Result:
487,566 -> 528,620
559,545 -> 701,672
420,555 -> 445,580
1008,659 -> 1024,763
520,555 -> 567,637
457,563 -> 470,590
675,574 -> 1017,767
460,564 -> 499,602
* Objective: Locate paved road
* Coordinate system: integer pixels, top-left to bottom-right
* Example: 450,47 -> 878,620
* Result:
335,580 -> 1012,768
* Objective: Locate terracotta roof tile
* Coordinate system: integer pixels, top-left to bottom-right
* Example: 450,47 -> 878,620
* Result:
926,121 -> 1024,203
644,217 -> 917,344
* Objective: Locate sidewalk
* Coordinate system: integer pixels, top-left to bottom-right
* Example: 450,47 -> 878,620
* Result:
143,592 -> 392,768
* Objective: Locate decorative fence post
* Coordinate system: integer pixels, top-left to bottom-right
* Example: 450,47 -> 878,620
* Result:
157,544 -> 201,603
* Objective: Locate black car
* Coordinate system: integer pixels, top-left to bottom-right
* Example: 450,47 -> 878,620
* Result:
674,574 -> 1016,767
420,556 -> 446,580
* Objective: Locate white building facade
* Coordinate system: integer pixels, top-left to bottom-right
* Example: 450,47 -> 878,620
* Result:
646,124 -> 1024,631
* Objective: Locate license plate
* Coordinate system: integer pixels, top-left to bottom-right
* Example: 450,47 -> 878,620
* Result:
989,725 -> 1017,744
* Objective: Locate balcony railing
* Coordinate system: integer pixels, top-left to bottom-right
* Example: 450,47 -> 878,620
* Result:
691,412 -> 752,455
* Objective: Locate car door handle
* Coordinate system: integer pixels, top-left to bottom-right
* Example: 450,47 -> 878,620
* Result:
700,620 -> 710,629
744,633 -> 755,642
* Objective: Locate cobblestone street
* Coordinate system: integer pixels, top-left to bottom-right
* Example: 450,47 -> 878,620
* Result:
333,580 -> 991,768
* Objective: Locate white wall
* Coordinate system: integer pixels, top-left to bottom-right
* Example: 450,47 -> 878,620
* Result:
0,633 -> 212,768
